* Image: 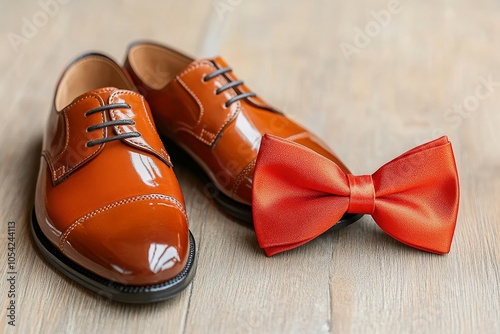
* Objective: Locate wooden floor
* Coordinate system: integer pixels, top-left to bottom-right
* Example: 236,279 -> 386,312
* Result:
1,0 -> 499,333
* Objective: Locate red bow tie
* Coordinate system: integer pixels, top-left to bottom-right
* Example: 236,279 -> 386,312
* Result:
252,134 -> 460,256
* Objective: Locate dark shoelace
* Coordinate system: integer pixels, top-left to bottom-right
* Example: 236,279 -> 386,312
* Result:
84,103 -> 141,147
203,67 -> 257,107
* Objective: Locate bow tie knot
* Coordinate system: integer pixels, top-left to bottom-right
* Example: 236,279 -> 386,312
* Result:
346,174 -> 375,215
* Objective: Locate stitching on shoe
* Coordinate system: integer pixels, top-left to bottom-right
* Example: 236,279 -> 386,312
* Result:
49,95 -> 106,182
211,100 -> 240,145
177,60 -> 213,78
54,166 -> 65,178
176,61 -> 240,145
170,126 -> 213,145
286,131 -> 310,142
53,95 -> 103,161
204,68 -> 241,144
201,129 -> 216,140
52,109 -> 70,162
93,87 -> 116,93
42,151 -> 60,180
177,76 -> 205,128
160,148 -> 172,165
176,61 -> 216,129
59,194 -> 187,252
108,91 -> 171,164
232,159 -> 256,198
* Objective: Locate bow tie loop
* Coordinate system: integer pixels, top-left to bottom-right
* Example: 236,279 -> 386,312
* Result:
346,174 -> 375,215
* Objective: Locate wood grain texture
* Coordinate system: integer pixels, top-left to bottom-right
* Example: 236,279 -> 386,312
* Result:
1,0 -> 499,333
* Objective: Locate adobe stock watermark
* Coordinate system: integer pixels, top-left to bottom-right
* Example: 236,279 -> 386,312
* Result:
339,0 -> 407,62
6,0 -> 72,53
417,74 -> 499,143
6,221 -> 17,327
394,76 -> 498,181
213,0 -> 244,20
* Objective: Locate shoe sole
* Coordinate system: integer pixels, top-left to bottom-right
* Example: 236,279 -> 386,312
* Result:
163,138 -> 364,229
30,208 -> 197,303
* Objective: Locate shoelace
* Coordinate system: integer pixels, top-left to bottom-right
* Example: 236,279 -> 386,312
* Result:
203,67 -> 257,107
84,103 -> 141,147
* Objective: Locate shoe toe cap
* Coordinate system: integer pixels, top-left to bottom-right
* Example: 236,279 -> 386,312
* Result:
61,195 -> 190,286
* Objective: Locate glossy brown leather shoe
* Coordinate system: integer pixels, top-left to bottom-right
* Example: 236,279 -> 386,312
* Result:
32,53 -> 196,303
124,41 -> 361,227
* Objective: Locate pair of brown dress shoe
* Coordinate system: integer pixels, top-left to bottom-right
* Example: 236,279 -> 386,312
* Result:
32,41 -> 358,303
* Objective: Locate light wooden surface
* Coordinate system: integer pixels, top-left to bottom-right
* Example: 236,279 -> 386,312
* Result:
1,0 -> 499,333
